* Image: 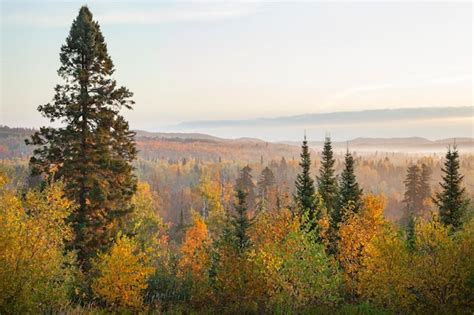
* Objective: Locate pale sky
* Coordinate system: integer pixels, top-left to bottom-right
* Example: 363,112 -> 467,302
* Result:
1,1 -> 472,133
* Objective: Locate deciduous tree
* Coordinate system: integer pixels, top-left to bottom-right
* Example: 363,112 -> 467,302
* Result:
92,235 -> 153,311
0,174 -> 76,313
337,194 -> 386,299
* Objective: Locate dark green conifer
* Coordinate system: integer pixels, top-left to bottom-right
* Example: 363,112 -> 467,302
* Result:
403,165 -> 421,215
294,135 -> 316,217
336,150 -> 363,225
26,6 -> 137,268
317,136 -> 338,223
232,189 -> 251,251
434,145 -> 468,229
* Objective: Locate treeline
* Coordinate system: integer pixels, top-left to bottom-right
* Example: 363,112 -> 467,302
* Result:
1,6 -> 473,314
3,146 -> 474,226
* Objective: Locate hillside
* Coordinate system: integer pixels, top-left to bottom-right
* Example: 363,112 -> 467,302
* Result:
1,125 -> 472,161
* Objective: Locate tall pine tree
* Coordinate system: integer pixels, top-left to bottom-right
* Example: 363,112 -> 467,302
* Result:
336,150 -> 363,225
434,145 -> 468,229
26,6 -> 137,267
317,136 -> 338,224
232,189 -> 251,252
294,135 -> 316,217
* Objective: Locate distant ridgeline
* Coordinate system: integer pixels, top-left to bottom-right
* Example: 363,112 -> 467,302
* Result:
0,125 -> 301,162
1,125 -> 473,161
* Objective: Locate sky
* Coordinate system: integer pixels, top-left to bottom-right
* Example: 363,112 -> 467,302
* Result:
0,1 -> 472,139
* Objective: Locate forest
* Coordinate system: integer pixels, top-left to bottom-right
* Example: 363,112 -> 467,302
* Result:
1,6 -> 473,315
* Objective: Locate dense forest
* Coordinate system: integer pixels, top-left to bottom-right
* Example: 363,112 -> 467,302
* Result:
1,6 -> 473,314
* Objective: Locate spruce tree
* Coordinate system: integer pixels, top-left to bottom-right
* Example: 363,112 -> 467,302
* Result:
233,189 -> 251,251
418,163 -> 432,214
26,6 -> 137,267
257,166 -> 276,211
317,136 -> 338,223
434,145 -> 468,229
404,163 -> 432,242
403,164 -> 421,216
336,150 -> 363,225
402,164 -> 421,241
235,165 -> 256,211
294,135 -> 316,217
258,166 -> 276,191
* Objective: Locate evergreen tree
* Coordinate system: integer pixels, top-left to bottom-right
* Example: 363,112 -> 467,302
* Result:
258,166 -> 276,190
335,150 -> 363,225
26,6 -> 137,267
232,189 -> 251,251
403,164 -> 421,216
317,136 -> 338,222
418,163 -> 432,214
294,135 -> 316,217
235,165 -> 256,211
257,166 -> 276,212
434,145 -> 468,229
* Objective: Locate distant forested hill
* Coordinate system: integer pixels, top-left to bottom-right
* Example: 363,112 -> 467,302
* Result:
0,126 -> 301,161
1,125 -> 473,161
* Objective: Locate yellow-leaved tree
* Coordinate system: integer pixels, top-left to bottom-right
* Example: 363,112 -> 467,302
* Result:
250,209 -> 341,311
198,171 -> 227,239
0,173 -> 76,313
126,182 -> 168,260
337,194 -> 387,299
91,235 -> 154,311
410,218 -> 473,312
358,217 -> 474,313
357,226 -> 414,311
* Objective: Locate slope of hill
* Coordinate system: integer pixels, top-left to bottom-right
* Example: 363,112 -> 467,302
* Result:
134,130 -> 222,142
0,126 -> 301,161
1,125 -> 472,161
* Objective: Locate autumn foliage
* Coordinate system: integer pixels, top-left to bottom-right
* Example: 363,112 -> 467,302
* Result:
92,235 -> 154,310
0,174 -> 76,313
1,4 -> 473,313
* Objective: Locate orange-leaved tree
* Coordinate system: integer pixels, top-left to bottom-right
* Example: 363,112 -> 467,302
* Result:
177,211 -> 212,306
